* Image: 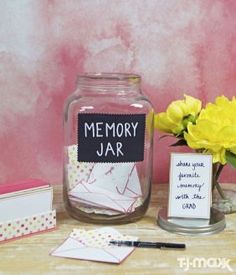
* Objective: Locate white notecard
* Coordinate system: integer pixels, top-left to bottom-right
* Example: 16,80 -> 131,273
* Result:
51,227 -> 137,264
168,153 -> 212,219
0,187 -> 53,223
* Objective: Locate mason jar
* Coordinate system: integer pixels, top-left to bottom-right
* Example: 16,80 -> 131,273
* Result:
63,73 -> 154,224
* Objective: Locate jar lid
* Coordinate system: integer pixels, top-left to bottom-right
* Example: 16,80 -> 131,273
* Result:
157,207 -> 225,235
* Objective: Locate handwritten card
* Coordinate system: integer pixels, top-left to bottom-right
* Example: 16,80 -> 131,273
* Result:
168,153 -> 212,219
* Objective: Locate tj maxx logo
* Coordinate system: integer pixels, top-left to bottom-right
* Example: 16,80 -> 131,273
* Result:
177,256 -> 233,272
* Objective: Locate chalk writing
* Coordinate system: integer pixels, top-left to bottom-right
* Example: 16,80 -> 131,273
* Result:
84,122 -> 138,138
77,114 -> 145,162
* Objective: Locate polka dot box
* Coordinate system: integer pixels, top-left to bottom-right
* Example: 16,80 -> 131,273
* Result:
0,210 -> 56,242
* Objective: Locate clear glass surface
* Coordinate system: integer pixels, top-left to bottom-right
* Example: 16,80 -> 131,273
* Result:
63,73 -> 154,224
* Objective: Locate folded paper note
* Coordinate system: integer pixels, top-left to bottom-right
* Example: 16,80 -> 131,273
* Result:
51,227 -> 138,264
70,184 -> 137,213
67,145 -> 143,214
0,179 -> 56,242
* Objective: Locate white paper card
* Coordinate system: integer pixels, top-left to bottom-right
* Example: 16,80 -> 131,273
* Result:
168,153 -> 212,219
51,227 -> 138,264
68,161 -> 142,213
0,187 -> 53,223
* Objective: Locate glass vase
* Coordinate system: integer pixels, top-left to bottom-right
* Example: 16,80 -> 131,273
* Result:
212,163 -> 236,214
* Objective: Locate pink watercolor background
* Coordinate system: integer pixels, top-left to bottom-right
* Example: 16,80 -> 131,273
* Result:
1,0 -> 236,184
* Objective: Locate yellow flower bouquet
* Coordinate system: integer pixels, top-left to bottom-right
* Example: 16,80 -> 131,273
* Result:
155,94 -> 236,213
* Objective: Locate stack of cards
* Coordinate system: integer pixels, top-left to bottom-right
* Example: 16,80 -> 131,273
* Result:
0,179 -> 56,242
51,227 -> 138,264
67,145 -> 143,215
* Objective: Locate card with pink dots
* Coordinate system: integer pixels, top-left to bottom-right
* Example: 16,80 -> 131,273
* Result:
0,179 -> 56,243
51,227 -> 138,264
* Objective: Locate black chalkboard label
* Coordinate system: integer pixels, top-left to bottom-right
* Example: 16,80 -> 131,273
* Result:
77,113 -> 146,162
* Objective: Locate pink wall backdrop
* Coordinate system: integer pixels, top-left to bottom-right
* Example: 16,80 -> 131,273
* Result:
1,0 -> 236,184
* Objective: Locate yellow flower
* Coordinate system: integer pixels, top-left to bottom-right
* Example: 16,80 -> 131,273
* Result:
154,94 -> 201,135
184,96 -> 236,164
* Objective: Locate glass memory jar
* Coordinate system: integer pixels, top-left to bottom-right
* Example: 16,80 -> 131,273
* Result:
63,73 -> 154,224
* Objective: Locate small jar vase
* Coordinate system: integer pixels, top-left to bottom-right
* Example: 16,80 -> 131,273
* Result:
212,163 -> 236,214
63,73 -> 154,224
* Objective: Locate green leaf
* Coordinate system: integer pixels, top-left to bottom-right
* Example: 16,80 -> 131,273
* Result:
225,151 -> 236,168
170,139 -> 188,147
